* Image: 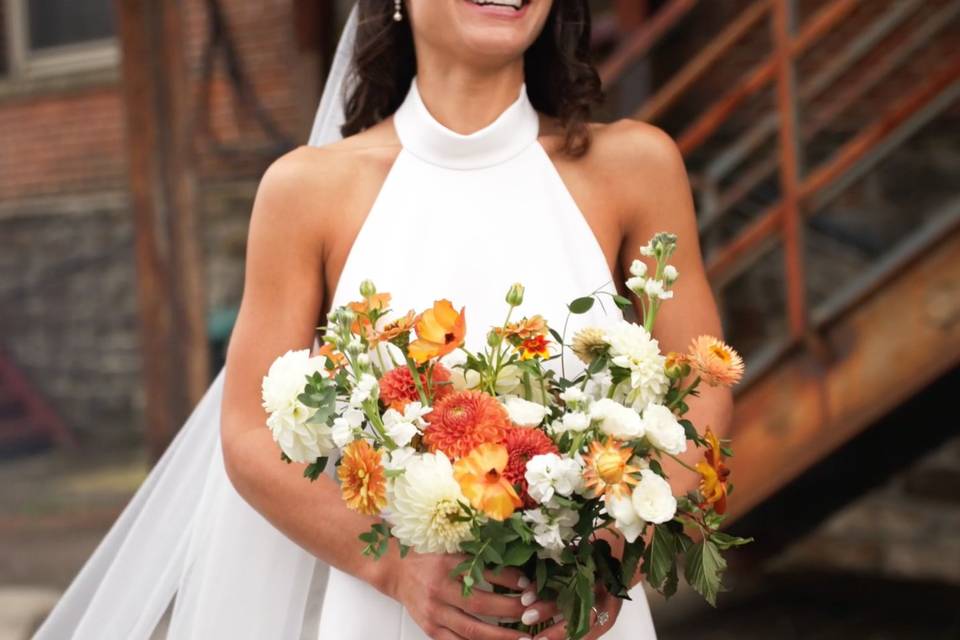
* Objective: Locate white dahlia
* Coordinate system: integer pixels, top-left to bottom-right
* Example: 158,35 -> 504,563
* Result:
501,395 -> 548,427
603,321 -> 668,411
384,452 -> 473,554
261,349 -> 334,463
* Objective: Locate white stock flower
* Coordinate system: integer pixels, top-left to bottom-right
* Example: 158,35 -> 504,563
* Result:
643,279 -> 673,300
629,259 -> 648,277
261,349 -> 334,463
382,401 -> 431,447
663,265 -> 679,283
384,452 -> 473,554
631,469 -> 677,524
523,506 -> 579,561
603,321 -> 668,411
382,446 -> 416,473
350,373 -> 379,406
626,276 -> 646,295
559,386 -> 587,405
583,370 -> 613,401
501,395 -> 548,427
642,403 -> 687,455
559,411 -> 591,434
332,406 -> 365,448
589,398 -> 645,440
605,493 -> 644,543
525,453 -> 584,504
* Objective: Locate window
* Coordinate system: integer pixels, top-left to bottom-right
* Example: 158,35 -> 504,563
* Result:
3,0 -> 117,78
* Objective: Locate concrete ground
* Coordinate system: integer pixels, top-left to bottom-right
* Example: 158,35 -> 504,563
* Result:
2,445 -> 959,640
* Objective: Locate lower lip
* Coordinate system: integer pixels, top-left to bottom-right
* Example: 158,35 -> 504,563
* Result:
462,0 -> 530,20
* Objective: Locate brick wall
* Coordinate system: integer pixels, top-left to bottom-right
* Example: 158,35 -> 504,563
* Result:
0,0 -> 326,443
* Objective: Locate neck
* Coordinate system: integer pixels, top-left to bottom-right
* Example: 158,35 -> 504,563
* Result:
412,61 -> 526,135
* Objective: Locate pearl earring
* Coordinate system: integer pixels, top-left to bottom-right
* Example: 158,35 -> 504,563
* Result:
393,0 -> 403,22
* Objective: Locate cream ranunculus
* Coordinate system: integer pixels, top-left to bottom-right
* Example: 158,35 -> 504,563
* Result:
501,395 -> 548,427
642,403 -> 687,455
261,349 -> 335,463
631,469 -> 677,524
605,493 -> 644,543
589,398 -> 645,440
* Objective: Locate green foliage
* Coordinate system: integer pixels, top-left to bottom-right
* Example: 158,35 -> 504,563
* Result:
298,373 -> 337,425
684,540 -> 725,606
567,296 -> 595,314
303,457 -> 327,481
358,522 -> 391,559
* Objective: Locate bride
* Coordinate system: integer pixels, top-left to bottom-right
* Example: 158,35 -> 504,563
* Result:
35,1 -> 732,639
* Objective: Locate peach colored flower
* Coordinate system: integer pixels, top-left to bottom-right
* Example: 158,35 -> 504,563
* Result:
495,315 -> 548,341
407,300 -> 466,365
688,335 -> 744,387
369,309 -> 416,346
453,443 -> 522,521
338,439 -> 387,516
423,390 -> 510,459
696,427 -> 730,514
348,292 -> 392,335
316,341 -> 346,377
380,363 -> 453,411
582,439 -> 641,499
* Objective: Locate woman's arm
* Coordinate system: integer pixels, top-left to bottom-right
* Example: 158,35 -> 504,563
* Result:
219,147 -> 551,640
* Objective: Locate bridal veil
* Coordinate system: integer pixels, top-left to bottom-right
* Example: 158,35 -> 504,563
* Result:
32,5 -> 359,639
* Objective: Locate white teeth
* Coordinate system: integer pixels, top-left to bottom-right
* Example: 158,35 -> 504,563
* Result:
468,0 -> 524,9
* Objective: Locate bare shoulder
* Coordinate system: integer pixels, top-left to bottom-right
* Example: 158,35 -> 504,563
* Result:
249,119 -> 401,248
585,118 -> 695,236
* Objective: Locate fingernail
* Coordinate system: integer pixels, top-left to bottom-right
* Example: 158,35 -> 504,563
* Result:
522,608 -> 540,625
519,637 -> 532,640
517,575 -> 531,589
520,590 -> 537,606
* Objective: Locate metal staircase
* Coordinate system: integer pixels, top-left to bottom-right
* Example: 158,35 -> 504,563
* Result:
597,0 -> 960,521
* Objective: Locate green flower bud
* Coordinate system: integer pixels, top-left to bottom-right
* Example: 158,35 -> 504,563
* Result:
505,282 -> 525,307
359,279 -> 377,298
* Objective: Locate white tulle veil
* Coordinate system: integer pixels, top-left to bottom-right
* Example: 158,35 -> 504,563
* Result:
33,5 -> 359,639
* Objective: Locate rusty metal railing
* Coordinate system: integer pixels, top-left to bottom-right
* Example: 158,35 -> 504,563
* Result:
600,0 -> 960,386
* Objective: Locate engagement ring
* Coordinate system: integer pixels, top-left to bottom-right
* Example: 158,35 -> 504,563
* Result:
591,606 -> 609,627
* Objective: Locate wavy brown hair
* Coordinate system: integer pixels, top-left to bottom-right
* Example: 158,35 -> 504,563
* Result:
341,0 -> 603,156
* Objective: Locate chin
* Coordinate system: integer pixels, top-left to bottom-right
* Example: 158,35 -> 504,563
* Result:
446,0 -> 550,62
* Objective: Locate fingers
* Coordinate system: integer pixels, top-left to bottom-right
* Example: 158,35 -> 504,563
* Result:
435,604 -> 532,640
482,567 -> 530,591
429,629 -> 467,640
442,581 -> 525,620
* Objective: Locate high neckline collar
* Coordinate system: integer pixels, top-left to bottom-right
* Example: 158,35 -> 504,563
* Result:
393,76 -> 540,170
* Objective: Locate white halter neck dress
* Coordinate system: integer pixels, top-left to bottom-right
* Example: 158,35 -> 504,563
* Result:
32,75 -> 656,640
317,77 -> 657,640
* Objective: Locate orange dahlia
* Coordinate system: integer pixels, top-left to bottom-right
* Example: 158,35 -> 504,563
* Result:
453,443 -> 522,521
337,439 -> 387,516
696,428 -> 730,514
502,427 -> 558,507
379,363 -> 453,411
422,390 -> 511,459
688,335 -> 744,387
582,439 -> 641,499
408,300 -> 466,365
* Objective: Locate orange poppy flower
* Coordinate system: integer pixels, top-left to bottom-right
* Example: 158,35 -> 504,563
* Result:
453,443 -> 522,521
695,428 -> 730,514
407,299 -> 466,364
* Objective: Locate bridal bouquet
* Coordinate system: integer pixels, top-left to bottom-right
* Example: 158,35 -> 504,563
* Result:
262,233 -> 751,639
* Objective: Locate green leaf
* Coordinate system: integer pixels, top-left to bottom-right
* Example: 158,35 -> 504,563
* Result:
711,531 -> 753,550
612,294 -> 633,309
648,459 -> 665,478
567,296 -> 595,314
502,542 -> 535,567
280,451 -> 292,463
642,524 -> 678,592
684,540 -> 726,606
303,457 -> 328,481
621,537 -> 645,589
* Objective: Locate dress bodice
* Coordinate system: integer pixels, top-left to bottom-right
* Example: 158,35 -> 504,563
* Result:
327,76 -> 623,377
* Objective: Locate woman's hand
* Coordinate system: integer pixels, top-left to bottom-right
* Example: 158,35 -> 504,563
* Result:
525,586 -> 622,640
382,551 -> 559,640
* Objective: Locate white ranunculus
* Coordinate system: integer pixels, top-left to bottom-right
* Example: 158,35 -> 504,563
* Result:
261,349 -> 334,463
560,411 -> 590,433
590,398 -> 645,440
384,452 -> 473,554
605,493 -> 644,543
501,395 -> 548,427
525,453 -> 584,504
642,403 -> 687,455
631,469 -> 677,524
494,364 -> 522,395
332,406 -> 365,448
603,321 -> 668,412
